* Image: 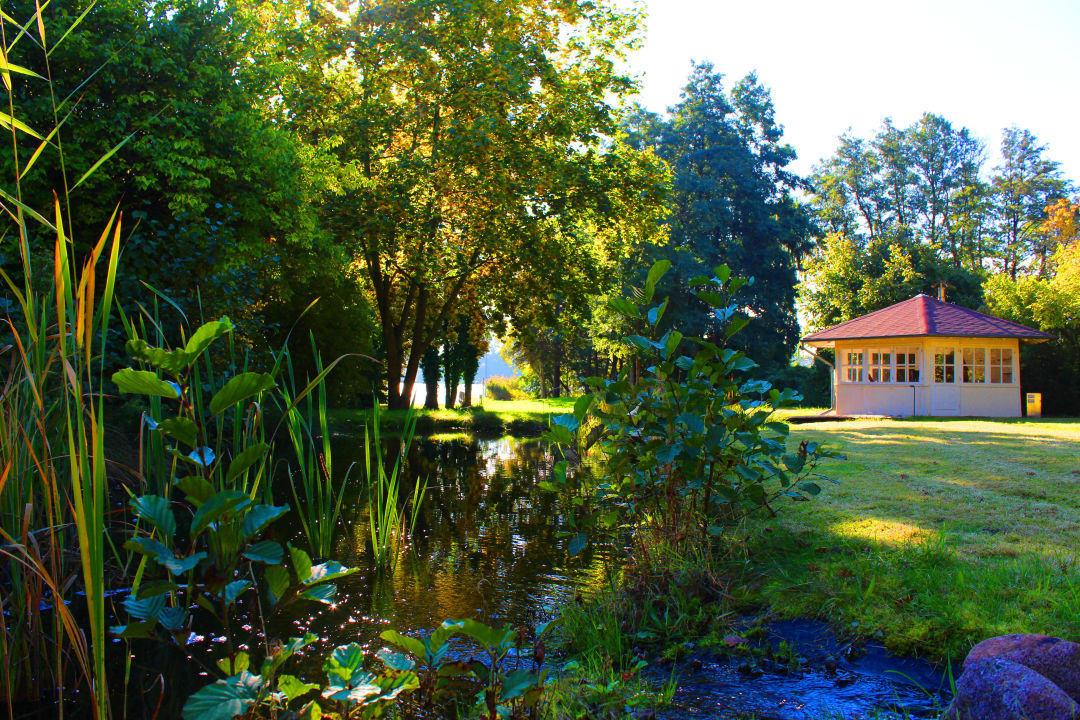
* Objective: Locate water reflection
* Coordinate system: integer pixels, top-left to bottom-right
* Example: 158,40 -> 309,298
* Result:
272,437 -> 609,651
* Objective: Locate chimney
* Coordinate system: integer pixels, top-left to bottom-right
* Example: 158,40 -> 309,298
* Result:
933,281 -> 950,302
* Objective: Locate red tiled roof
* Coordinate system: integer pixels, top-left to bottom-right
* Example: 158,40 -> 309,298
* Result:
802,294 -> 1054,343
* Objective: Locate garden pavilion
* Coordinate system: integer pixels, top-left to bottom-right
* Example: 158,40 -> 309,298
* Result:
801,291 -> 1053,417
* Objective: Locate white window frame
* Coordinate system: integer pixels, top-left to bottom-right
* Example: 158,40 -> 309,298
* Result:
868,349 -> 892,383
962,348 -> 987,384
894,347 -> 920,384
933,348 -> 957,384
842,349 -> 864,383
989,347 -> 1015,384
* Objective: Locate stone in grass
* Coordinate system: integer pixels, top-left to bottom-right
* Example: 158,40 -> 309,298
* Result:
964,634 -> 1080,703
941,657 -> 1080,720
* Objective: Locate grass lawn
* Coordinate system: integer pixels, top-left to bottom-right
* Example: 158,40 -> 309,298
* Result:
734,416 -> 1080,663
328,397 -> 577,436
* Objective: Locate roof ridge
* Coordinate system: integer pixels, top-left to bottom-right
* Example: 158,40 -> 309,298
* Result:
802,293 -> 1054,343
803,295 -> 923,337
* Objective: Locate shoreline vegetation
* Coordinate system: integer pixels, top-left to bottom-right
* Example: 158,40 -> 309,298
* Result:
557,413 -> 1080,672
328,398 -> 579,438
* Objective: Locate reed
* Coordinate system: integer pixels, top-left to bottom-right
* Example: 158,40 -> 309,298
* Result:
0,4 -> 131,714
364,403 -> 423,569
279,341 -> 353,558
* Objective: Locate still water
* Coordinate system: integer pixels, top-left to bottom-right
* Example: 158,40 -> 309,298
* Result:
271,436 -> 609,651
276,435 -> 952,719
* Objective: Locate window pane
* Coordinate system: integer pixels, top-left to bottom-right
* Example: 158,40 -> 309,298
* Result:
991,349 -> 1001,364
945,366 -> 954,383
897,368 -> 907,382
910,369 -> 920,382
882,368 -> 891,382
975,349 -> 985,364
991,366 -> 1001,383
1002,368 -> 1013,384
935,366 -> 944,383
1002,349 -> 1012,364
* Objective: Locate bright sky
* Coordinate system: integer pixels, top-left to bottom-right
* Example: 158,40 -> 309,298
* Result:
618,0 -> 1079,183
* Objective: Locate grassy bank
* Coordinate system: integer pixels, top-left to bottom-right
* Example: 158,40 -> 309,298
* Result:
733,416 -> 1080,663
329,398 -> 577,437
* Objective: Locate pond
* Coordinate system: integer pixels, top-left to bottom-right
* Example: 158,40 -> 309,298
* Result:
278,435 -> 952,719
273,435 -> 610,650
119,434 -> 949,719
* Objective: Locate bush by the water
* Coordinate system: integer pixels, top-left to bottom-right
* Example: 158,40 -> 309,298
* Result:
484,375 -> 526,400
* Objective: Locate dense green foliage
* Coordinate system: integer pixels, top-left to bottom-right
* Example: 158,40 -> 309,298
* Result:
545,262 -> 840,563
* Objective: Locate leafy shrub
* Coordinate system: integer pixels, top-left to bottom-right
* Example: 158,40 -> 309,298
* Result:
544,261 -> 841,565
484,375 -> 525,401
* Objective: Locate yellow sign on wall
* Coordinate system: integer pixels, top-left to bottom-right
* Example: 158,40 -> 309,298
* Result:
1026,393 -> 1042,418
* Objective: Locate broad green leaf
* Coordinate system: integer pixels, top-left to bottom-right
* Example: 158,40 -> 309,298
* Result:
113,369 -> 180,399
572,394 -> 593,422
240,504 -> 289,542
290,544 -> 313,582
607,297 -> 639,317
323,643 -> 366,686
175,475 -> 214,507
551,414 -> 579,432
725,316 -> 750,338
217,652 -> 250,676
160,417 -> 198,447
655,443 -> 681,463
110,620 -> 156,639
764,421 -> 790,436
567,532 -> 587,556
647,299 -> 667,327
500,669 -> 539,701
158,606 -> 187,631
458,619 -> 514,650
644,259 -> 671,302
297,701 -> 322,720
122,592 -> 165,621
782,453 -> 806,473
209,373 -> 276,416
376,648 -> 415,672
242,540 -> 284,564
190,491 -> 251,539
125,537 -> 206,575
676,413 -> 705,435
135,580 -> 179,599
125,339 -> 192,376
130,495 -> 176,541
222,580 -> 252,605
279,674 -> 319,702
265,565 -> 290,603
184,319 -> 233,359
181,672 -> 263,720
715,265 -> 731,283
226,442 -> 270,483
800,481 -> 822,496
379,630 -> 425,660
306,560 -> 358,585
299,583 -> 337,604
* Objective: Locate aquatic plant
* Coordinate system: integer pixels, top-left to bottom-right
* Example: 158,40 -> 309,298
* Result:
365,402 -> 424,569
110,321 -> 363,714
545,260 -> 842,565
0,5 -> 132,713
279,340 -> 354,558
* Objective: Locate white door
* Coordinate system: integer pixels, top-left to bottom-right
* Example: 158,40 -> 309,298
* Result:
931,347 -> 960,415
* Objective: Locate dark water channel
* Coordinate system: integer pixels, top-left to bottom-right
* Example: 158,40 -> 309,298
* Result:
277,435 -> 952,719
